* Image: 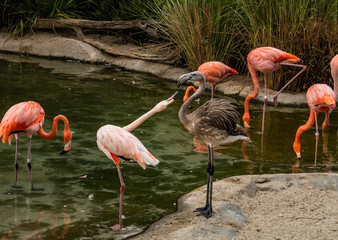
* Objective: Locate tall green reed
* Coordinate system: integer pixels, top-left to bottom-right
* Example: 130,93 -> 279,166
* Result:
149,0 -> 243,70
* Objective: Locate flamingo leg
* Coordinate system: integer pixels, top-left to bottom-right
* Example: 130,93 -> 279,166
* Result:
27,136 -> 33,189
14,134 -> 19,186
196,146 -> 214,218
273,63 -> 307,106
313,111 -> 319,169
258,74 -> 268,135
322,111 -> 331,130
211,84 -> 215,99
111,165 -> 125,230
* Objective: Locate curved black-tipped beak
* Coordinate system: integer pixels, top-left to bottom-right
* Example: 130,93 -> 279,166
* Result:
60,150 -> 69,155
297,157 -> 303,161
177,73 -> 193,87
172,91 -> 179,100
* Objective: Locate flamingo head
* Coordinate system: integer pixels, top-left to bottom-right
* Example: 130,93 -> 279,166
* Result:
60,129 -> 72,155
153,91 -> 179,113
178,71 -> 205,87
293,141 -> 302,160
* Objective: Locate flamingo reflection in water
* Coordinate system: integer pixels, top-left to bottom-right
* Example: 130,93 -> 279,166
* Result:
293,54 -> 337,168
178,71 -> 249,218
96,93 -> 178,230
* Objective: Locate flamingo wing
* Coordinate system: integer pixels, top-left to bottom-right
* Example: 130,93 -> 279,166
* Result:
193,99 -> 239,134
97,125 -> 159,169
248,47 -> 300,73
198,61 -> 237,84
0,101 -> 44,144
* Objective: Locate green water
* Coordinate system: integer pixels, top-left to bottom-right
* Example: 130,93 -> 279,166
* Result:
0,54 -> 337,239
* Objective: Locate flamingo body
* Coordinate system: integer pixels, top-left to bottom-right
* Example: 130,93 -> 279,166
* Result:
247,47 -> 299,74
97,125 -> 159,169
306,84 -> 335,112
331,54 -> 338,98
183,61 -> 238,101
198,61 -> 238,87
0,101 -> 44,144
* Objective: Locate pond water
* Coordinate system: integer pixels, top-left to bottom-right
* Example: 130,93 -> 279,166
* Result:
0,54 -> 337,239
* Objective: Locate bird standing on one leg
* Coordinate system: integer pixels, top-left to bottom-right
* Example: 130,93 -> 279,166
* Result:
177,72 -> 249,218
242,47 -> 307,134
0,101 -> 72,190
293,54 -> 337,163
96,92 -> 178,230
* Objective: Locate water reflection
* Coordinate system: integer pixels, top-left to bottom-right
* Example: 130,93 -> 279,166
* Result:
1,189 -> 70,239
0,54 -> 337,239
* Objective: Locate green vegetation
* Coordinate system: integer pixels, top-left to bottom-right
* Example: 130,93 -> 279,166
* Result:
1,0 -> 337,92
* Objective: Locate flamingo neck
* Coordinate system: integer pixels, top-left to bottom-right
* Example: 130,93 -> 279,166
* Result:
243,66 -> 260,123
123,106 -> 159,132
179,76 -> 206,127
293,110 -> 316,154
37,115 -> 70,141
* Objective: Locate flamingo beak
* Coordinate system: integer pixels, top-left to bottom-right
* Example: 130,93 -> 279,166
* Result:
178,73 -> 193,87
171,91 -> 179,101
60,141 -> 71,155
60,150 -> 69,155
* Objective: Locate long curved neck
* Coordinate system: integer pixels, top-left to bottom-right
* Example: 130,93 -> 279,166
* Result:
293,110 -> 316,153
245,65 -> 260,113
123,107 -> 159,132
37,115 -> 70,140
179,76 -> 206,127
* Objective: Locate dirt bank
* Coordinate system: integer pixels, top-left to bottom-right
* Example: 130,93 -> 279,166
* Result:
131,173 -> 338,240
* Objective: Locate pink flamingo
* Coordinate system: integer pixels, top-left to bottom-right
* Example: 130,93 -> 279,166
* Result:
183,61 -> 238,101
96,92 -> 178,230
0,101 -> 72,190
293,54 -> 337,164
242,47 -> 307,134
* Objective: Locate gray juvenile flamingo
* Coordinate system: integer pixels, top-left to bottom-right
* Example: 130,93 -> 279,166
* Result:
177,71 -> 249,218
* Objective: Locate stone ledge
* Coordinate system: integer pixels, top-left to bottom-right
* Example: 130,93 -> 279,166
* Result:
131,173 -> 338,240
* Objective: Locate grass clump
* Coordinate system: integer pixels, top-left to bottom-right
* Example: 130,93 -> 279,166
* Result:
237,0 -> 338,91
149,0 -> 242,71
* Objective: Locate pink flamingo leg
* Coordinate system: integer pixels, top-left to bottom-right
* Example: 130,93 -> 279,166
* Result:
309,111 -> 320,169
256,74 -> 268,135
273,63 -> 307,107
322,111 -> 331,130
211,85 -> 215,99
111,161 -> 126,230
14,135 -> 19,186
27,136 -> 33,189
